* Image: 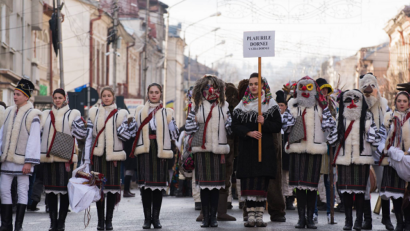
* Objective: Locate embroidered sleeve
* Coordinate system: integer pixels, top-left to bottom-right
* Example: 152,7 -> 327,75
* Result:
225,111 -> 232,135
281,109 -> 295,132
322,107 -> 336,132
71,116 -> 88,140
168,118 -> 179,141
366,118 -> 381,144
117,116 -> 133,141
25,116 -> 41,165
185,109 -> 199,135
327,125 -> 339,145
83,119 -> 94,165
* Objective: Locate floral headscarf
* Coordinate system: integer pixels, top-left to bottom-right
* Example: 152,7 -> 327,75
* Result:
241,77 -> 272,105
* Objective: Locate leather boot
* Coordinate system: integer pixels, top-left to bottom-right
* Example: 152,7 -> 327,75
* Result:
209,204 -> 218,227
123,176 -> 135,198
201,206 -> 210,227
196,210 -> 203,222
152,208 -> 162,229
57,194 -> 69,231
195,202 -> 202,211
382,199 -> 394,230
142,206 -> 151,229
49,210 -> 58,231
393,198 -> 404,231
175,179 -> 185,197
48,194 -> 58,231
343,193 -> 353,230
404,205 -> 410,231
105,194 -> 116,230
0,204 -> 13,231
217,192 -> 236,221
14,204 -> 26,231
361,199 -> 372,230
96,199 -> 105,230
151,190 -> 163,229
353,194 -> 364,231
306,191 -> 317,229
286,196 -> 296,210
295,190 -> 306,229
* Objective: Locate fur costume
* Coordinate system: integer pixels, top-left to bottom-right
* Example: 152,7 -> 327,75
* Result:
192,74 -> 225,112
40,105 -> 81,163
1,102 -> 42,164
89,104 -> 128,162
334,90 -> 377,165
132,102 -> 174,158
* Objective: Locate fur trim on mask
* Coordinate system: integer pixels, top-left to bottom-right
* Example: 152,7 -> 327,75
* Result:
359,73 -> 381,108
342,90 -> 364,121
193,75 -> 225,112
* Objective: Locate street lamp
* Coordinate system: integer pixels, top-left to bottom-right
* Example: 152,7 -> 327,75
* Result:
183,12 -> 222,41
197,40 -> 225,57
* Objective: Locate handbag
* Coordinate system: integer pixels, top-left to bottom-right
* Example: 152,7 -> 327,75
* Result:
46,111 -> 75,161
191,123 -> 205,147
288,112 -> 305,144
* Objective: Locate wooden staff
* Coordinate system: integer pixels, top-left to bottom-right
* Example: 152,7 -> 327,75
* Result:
258,57 -> 262,162
329,146 -> 335,224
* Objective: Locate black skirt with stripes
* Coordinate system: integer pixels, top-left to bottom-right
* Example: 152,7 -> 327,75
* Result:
194,152 -> 226,189
137,139 -> 169,190
380,165 -> 406,196
289,153 -> 322,190
337,164 -> 369,193
44,162 -> 74,193
92,152 -> 122,193
240,177 -> 269,198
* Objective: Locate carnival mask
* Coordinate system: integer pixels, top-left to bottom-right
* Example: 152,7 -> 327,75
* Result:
202,84 -> 220,101
296,79 -> 317,108
343,90 -> 364,121
359,73 -> 380,108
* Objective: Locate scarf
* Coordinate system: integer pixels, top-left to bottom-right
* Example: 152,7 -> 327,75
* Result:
241,77 -> 272,105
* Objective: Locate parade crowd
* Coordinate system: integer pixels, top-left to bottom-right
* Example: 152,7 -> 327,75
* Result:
0,72 -> 410,231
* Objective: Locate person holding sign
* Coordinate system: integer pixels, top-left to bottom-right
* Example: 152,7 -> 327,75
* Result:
231,73 -> 282,227
185,75 -> 231,228
127,83 -> 179,229
285,76 -> 336,229
329,89 -> 381,230
84,87 -> 131,230
40,88 -> 87,231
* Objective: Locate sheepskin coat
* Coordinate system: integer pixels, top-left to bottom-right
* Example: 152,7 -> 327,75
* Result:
89,104 -> 128,162
285,98 -> 328,155
40,105 -> 82,163
190,100 -> 230,154
133,102 -> 174,159
381,110 -> 410,166
335,112 -> 377,166
1,102 -> 41,164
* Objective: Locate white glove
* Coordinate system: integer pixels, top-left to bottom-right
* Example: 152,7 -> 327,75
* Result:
377,143 -> 385,156
389,146 -> 404,162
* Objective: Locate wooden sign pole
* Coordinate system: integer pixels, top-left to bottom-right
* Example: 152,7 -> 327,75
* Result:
258,57 -> 262,162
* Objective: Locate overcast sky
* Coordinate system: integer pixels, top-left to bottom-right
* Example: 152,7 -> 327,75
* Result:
161,0 -> 409,80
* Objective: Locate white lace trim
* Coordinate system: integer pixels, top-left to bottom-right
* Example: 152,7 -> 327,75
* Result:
45,190 -> 68,195
140,185 -> 167,191
380,191 -> 403,200
243,196 -> 266,202
196,185 -> 225,190
292,186 -> 317,191
340,190 -> 366,194
102,190 -> 121,194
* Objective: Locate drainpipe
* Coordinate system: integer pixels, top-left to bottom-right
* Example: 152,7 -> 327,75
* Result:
89,9 -> 103,88
49,31 -> 53,95
126,42 -> 135,97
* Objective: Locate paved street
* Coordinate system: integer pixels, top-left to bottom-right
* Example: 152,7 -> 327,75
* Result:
23,191 -> 394,231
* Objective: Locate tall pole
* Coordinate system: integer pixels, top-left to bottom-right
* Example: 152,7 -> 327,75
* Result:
113,0 -> 118,93
56,0 -> 65,88
21,0 -> 25,78
163,12 -> 169,108
258,57 -> 262,162
143,0 -> 150,100
188,49 -> 191,89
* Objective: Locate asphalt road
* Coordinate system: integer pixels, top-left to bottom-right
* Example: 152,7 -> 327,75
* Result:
23,191 -> 394,231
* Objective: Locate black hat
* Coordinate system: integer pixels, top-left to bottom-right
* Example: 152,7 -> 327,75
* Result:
275,90 -> 286,105
316,78 -> 334,95
15,79 -> 34,98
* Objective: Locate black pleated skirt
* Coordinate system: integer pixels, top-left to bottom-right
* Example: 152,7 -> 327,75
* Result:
337,164 -> 369,193
240,177 -> 269,197
137,139 -> 169,189
194,152 -> 226,189
289,153 -> 322,190
92,152 -> 122,193
44,162 -> 74,193
380,165 -> 406,195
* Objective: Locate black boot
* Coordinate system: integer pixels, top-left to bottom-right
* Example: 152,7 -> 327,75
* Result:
404,205 -> 410,231
0,204 -> 13,231
343,193 -> 353,230
393,198 -> 404,231
209,189 -> 219,227
295,189 -> 306,229
382,199 -> 394,230
57,194 -> 69,231
195,202 -> 202,210
201,205 -> 210,228
306,190 -> 318,229
14,204 -> 26,231
152,190 -> 163,229
175,179 -> 185,197
361,199 -> 372,230
96,199 -> 105,230
286,196 -> 296,210
123,175 -> 135,198
105,193 -> 116,230
48,194 -> 58,231
141,188 -> 152,229
353,194 -> 364,231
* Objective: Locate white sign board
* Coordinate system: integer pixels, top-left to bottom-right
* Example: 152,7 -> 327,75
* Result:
243,31 -> 275,58
124,98 -> 144,114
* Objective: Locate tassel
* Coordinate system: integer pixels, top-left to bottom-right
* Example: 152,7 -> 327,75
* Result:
220,155 -> 226,164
